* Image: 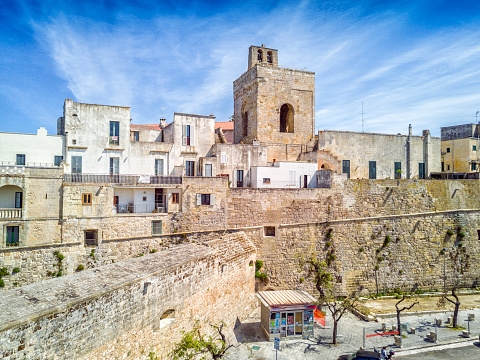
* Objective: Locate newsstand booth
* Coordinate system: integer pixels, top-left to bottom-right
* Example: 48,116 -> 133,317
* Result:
256,290 -> 316,341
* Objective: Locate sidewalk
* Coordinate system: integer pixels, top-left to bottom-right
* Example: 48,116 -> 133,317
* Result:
226,307 -> 480,360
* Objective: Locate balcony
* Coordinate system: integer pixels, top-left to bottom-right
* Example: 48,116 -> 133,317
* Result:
0,208 -> 22,219
64,174 -> 182,185
115,203 -> 167,214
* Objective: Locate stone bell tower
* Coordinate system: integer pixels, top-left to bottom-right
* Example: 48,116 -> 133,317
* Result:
233,44 -> 315,149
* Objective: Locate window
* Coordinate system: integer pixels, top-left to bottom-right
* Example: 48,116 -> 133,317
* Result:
142,196 -> 147,202
172,193 -> 179,204
82,193 -> 92,205
196,193 -> 215,206
279,104 -> 294,133
16,154 -> 25,165
442,162 -> 444,172
6,226 -> 19,247
84,230 -> 98,246
54,156 -> 63,166
342,160 -> 350,179
237,170 -> 244,188
185,161 -> 195,176
369,161 -> 376,179
109,121 -> 120,145
289,171 -> 296,186
182,124 -> 194,146
474,145 -> 477,151
446,147 -> 450,153
418,163 -> 425,179
394,162 -> 401,179
155,159 -> 164,176
263,178 -> 271,184
472,163 -> 477,171
257,49 -> 263,62
110,157 -> 119,175
71,156 -> 82,174
205,164 -> 212,177
15,192 -> 22,209
264,226 -> 275,237
152,220 -> 162,235
220,153 -> 227,164
447,164 -> 450,171
267,51 -> 273,63
133,131 -> 139,142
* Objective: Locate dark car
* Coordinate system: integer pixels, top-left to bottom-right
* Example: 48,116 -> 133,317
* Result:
337,349 -> 382,360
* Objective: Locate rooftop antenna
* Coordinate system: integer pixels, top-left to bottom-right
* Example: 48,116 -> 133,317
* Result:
161,107 -> 167,119
361,102 -> 366,132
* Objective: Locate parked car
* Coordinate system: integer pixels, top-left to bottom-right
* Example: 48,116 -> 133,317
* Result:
337,349 -> 382,360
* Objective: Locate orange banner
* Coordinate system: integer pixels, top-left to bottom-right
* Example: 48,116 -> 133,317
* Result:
314,308 -> 325,327
365,331 -> 399,338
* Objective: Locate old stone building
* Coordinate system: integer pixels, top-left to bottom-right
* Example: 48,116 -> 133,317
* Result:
233,45 -> 316,162
441,123 -> 480,173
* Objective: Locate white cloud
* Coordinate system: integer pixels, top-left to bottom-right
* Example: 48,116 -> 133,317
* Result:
30,2 -> 480,136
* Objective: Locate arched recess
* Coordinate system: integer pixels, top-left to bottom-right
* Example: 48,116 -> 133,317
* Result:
0,185 -> 23,209
241,102 -> 249,138
320,163 -> 330,170
267,51 -> 273,63
279,104 -> 294,133
160,309 -> 175,328
257,49 -> 263,62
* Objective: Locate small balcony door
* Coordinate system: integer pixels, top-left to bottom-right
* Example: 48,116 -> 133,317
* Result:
236,170 -> 244,187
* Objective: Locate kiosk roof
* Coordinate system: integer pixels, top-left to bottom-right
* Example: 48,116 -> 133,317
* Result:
256,290 -> 316,307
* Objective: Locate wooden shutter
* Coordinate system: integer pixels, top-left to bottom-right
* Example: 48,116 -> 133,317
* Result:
182,125 -> 187,146
190,125 -> 195,146
210,193 -> 215,205
196,194 -> 202,205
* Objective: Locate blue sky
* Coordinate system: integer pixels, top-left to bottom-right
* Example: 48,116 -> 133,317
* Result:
1,0 -> 480,137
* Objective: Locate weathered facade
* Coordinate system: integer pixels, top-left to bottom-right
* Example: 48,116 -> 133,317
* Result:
441,123 -> 480,173
317,127 -> 441,179
233,45 -> 315,155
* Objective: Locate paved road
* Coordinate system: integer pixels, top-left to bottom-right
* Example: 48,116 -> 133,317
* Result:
398,342 -> 480,359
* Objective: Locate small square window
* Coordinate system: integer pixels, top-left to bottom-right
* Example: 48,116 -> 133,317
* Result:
201,194 -> 210,205
54,156 -> 63,166
263,178 -> 271,184
264,226 -> 275,237
82,193 -> 92,205
473,145 -> 477,151
446,147 -> 450,153
142,196 -> 147,201
16,154 -> 25,166
172,193 -> 179,204
72,139 -> 77,145
84,230 -> 98,246
447,164 -> 450,171
152,221 -> 162,235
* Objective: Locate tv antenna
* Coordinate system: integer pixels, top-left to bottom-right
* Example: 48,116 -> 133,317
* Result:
361,102 -> 366,132
161,107 -> 167,119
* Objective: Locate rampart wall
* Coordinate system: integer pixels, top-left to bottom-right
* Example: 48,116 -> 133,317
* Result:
0,233 -> 256,360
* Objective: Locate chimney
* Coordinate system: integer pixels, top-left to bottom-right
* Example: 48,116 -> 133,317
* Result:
159,118 -> 166,129
408,124 -> 412,136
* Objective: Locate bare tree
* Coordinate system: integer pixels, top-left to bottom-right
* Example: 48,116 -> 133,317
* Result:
297,255 -> 333,300
325,294 -> 358,344
170,322 -> 233,360
395,296 -> 419,336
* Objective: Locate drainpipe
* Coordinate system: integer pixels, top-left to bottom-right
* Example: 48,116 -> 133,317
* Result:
406,124 -> 412,179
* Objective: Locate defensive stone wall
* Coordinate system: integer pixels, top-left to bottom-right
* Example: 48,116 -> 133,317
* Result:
0,233 -> 256,360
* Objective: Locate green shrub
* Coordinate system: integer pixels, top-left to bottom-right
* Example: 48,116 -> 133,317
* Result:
458,231 -> 465,238
447,229 -> 454,236
374,265 -> 379,271
53,251 -> 65,261
326,232 -> 333,238
56,271 -> 63,277
399,270 -> 403,275
359,247 -> 364,252
0,267 -> 8,277
0,279 -> 4,288
150,249 -> 157,253
300,277 -> 305,283
377,256 -> 383,262
12,267 -> 20,274
326,241 -> 332,247
255,260 -> 263,271
383,235 -> 391,247
376,248 -> 381,253
76,265 -> 85,272
329,254 -> 336,261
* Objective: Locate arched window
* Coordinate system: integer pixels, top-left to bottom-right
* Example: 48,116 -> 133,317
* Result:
160,309 -> 175,328
267,51 -> 273,63
257,50 -> 263,62
242,110 -> 248,137
279,104 -> 294,133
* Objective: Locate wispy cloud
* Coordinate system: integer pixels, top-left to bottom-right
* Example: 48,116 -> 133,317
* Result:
26,0 -> 480,136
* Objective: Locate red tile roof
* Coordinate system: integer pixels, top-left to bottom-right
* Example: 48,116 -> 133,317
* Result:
215,121 -> 234,131
130,124 -> 162,131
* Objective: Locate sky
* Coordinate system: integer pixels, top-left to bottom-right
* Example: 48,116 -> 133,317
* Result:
1,0 -> 480,137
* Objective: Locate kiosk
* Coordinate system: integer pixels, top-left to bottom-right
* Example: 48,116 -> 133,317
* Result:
256,290 -> 316,341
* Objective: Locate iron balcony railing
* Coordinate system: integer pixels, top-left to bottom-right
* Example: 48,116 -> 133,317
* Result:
63,173 -> 182,185
0,208 -> 22,219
